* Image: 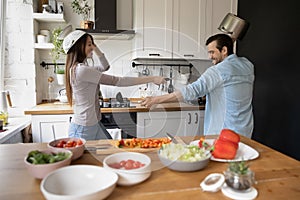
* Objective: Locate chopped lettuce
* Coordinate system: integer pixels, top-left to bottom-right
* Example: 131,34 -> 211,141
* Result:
159,143 -> 209,162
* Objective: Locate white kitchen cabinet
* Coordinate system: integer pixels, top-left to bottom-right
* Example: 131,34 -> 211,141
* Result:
137,110 -> 204,138
172,0 -> 208,59
133,0 -> 173,59
133,0 -> 237,59
205,0 -> 238,37
31,114 -> 72,143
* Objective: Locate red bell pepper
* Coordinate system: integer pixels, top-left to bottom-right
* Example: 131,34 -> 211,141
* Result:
212,139 -> 238,159
219,129 -> 240,144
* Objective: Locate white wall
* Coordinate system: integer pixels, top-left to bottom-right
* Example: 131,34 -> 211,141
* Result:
4,0 -> 36,117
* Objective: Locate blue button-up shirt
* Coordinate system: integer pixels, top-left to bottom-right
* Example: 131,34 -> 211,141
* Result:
181,54 -> 254,138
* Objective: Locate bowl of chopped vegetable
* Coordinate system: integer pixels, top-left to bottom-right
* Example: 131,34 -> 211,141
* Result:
24,148 -> 72,179
103,152 -> 152,186
158,143 -> 211,172
48,137 -> 86,160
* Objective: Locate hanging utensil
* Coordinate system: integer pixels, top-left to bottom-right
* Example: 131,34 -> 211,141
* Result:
167,67 -> 174,93
159,66 -> 164,90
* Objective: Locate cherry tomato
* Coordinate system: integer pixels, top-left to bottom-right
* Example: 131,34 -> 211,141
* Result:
76,139 -> 83,146
120,160 -> 126,167
108,163 -> 122,169
124,161 -> 134,170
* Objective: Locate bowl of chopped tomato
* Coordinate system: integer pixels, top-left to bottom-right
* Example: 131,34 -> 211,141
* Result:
48,137 -> 86,160
103,152 -> 152,186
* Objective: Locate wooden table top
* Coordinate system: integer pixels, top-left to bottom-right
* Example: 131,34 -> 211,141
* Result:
0,136 -> 299,200
24,102 -> 204,115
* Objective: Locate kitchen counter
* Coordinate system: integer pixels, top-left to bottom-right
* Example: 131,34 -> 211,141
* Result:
0,135 -> 299,199
0,116 -> 31,144
24,101 -> 204,115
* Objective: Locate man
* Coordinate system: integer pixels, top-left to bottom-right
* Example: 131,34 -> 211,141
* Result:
141,34 -> 255,138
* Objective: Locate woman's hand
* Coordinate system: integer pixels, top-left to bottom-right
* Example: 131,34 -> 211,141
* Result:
152,76 -> 166,85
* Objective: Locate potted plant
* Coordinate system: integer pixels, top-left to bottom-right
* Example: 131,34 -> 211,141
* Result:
71,0 -> 94,29
50,27 -> 66,85
224,161 -> 256,191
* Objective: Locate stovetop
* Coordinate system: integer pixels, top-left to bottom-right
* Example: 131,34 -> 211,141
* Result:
101,98 -> 133,108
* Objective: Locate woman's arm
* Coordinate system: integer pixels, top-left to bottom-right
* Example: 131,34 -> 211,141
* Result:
99,74 -> 165,86
93,45 -> 110,72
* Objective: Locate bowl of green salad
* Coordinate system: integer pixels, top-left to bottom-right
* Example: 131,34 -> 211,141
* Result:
24,148 -> 72,179
158,143 -> 211,172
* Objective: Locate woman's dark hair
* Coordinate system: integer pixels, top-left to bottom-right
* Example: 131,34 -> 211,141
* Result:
205,34 -> 234,55
65,33 -> 94,105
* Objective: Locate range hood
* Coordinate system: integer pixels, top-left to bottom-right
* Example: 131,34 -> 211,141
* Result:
78,0 -> 135,40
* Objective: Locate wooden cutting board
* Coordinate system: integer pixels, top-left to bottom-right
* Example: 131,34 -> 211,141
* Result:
84,137 -> 185,155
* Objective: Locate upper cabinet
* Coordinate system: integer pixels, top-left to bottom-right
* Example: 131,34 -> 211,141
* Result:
133,0 -> 173,59
172,0 -> 207,59
133,0 -> 237,60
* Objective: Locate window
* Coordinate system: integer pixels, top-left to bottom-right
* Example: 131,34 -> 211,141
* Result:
0,0 -> 6,90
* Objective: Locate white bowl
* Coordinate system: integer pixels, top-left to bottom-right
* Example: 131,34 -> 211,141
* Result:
48,138 -> 86,160
103,152 -> 152,186
24,148 -> 72,179
157,146 -> 211,172
41,165 -> 118,200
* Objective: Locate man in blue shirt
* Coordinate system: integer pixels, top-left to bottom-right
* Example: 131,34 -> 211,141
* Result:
141,34 -> 254,138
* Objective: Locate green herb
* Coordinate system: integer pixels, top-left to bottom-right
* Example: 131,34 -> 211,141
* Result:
26,150 -> 70,165
71,0 -> 92,21
50,27 -> 65,74
228,161 -> 249,175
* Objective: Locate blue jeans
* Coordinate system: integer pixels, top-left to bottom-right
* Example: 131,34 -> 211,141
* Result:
68,121 -> 112,140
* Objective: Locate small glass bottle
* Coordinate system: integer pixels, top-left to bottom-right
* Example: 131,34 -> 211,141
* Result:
48,76 -> 54,103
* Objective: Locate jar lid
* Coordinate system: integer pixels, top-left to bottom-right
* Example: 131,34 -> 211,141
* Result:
200,173 -> 225,192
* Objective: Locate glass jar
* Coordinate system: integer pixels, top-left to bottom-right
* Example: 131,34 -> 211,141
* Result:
224,169 -> 256,191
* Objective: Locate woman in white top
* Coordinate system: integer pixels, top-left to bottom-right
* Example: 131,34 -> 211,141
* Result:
63,30 -> 165,140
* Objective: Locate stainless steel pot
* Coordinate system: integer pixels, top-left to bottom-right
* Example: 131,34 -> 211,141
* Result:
218,13 -> 249,40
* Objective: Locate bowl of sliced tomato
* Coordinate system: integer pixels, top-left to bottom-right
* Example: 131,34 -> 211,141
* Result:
103,152 -> 152,186
48,137 -> 86,160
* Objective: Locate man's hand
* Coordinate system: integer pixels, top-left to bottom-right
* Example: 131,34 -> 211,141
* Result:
141,96 -> 158,108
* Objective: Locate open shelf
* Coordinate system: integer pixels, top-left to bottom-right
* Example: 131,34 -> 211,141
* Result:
33,13 -> 65,22
34,43 -> 54,49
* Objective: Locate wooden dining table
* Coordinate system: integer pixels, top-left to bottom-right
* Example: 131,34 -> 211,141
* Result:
0,135 -> 299,200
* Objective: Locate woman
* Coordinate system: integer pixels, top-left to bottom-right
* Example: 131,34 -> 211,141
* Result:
63,30 -> 165,140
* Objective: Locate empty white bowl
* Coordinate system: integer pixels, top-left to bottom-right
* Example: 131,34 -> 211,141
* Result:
40,165 -> 118,200
103,152 -> 152,186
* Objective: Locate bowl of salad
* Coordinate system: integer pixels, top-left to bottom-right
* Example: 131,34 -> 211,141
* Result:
158,143 -> 211,172
24,148 -> 72,179
48,137 -> 86,160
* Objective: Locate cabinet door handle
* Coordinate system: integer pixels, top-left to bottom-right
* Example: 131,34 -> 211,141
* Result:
195,113 -> 198,124
149,53 -> 160,56
188,113 -> 191,124
69,116 -> 72,123
184,54 -> 194,57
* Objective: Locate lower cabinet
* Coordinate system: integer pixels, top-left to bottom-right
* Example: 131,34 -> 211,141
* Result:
31,114 -> 73,143
137,110 -> 204,138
